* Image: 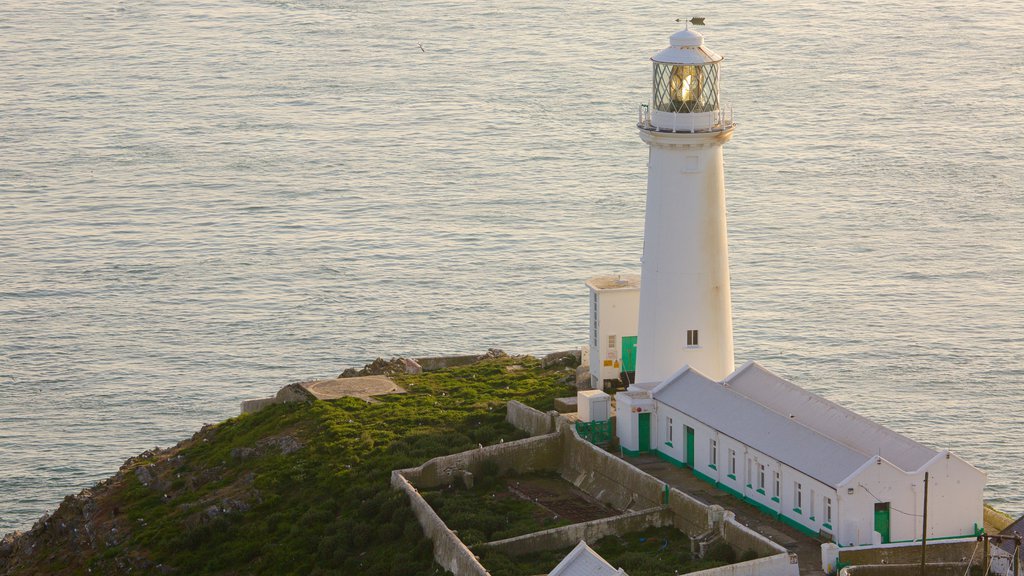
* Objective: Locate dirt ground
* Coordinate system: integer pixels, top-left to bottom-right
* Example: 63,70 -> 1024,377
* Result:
503,474 -> 616,524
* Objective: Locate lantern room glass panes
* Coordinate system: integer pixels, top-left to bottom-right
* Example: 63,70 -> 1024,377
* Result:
653,62 -> 719,113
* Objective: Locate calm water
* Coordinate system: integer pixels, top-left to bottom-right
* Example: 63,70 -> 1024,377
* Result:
1,0 -> 1022,534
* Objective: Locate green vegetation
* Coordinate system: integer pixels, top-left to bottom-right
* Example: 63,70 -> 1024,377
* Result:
93,356 -> 576,575
478,526 -> 755,576
422,470 -> 574,546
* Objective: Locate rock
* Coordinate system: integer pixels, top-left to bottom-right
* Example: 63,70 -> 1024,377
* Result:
542,349 -> 581,369
256,435 -> 302,455
134,466 -> 155,487
230,447 -> 257,461
0,531 -> 21,559
339,357 -> 407,378
274,383 -> 315,403
402,357 -> 422,374
575,365 -> 591,388
480,348 -> 507,359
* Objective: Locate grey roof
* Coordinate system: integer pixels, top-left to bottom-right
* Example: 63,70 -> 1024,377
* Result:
725,362 -> 938,472
653,367 -> 871,487
549,541 -> 625,576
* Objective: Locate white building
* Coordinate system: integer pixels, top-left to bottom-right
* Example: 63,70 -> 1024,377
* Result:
586,274 -> 640,388
616,361 -> 986,547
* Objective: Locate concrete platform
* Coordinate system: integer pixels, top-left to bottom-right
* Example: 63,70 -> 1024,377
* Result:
300,375 -> 406,403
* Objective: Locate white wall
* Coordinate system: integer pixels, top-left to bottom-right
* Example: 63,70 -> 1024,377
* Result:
837,452 -> 984,546
590,287 -> 640,385
635,130 -> 735,385
614,391 -> 654,453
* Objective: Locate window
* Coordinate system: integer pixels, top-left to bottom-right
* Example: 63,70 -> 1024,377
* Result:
591,293 -> 598,346
825,497 -> 833,525
686,329 -> 699,347
728,449 -> 736,476
709,439 -> 718,467
810,489 -> 816,519
666,417 -> 674,444
794,482 -> 803,512
746,458 -> 752,486
608,335 -> 616,350
773,471 -> 780,499
757,463 -> 766,491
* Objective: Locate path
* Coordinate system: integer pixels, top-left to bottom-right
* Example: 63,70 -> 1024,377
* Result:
620,453 -> 827,576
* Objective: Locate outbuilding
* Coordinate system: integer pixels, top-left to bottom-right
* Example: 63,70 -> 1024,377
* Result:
616,361 -> 986,547
586,274 -> 640,388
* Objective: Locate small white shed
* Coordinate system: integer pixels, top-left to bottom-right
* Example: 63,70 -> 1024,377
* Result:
586,274 -> 640,388
577,389 -> 611,422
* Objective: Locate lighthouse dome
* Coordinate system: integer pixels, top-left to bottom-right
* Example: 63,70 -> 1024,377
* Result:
653,29 -> 722,65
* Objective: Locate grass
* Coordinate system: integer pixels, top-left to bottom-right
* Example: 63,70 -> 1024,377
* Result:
477,526 -> 754,576
85,355 -> 577,575
422,469 -> 575,546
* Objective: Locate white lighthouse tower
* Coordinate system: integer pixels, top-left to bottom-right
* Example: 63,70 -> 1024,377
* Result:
634,27 -> 736,386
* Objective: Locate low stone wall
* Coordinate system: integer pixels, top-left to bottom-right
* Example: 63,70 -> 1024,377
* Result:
391,471 -> 489,576
558,423 -> 667,512
414,354 -> 483,372
240,397 -> 276,415
480,508 -> 672,557
838,539 -> 979,567
721,512 -> 789,558
689,552 -> 799,576
505,401 -> 556,437
399,433 -> 562,489
841,563 -> 967,576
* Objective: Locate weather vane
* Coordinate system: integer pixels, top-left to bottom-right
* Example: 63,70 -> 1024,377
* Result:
676,17 -> 706,29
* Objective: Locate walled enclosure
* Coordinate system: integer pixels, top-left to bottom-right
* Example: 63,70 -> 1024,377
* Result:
392,401 -> 796,576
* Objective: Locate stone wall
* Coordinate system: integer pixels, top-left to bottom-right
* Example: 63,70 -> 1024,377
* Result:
479,508 -> 672,557
399,433 -> 563,489
838,539 -> 979,567
393,404 -> 799,576
721,512 -> 789,558
688,553 -> 799,576
390,471 -> 489,576
239,397 -> 276,415
505,400 -> 557,437
841,563 -> 969,576
414,355 -> 483,372
558,423 -> 666,512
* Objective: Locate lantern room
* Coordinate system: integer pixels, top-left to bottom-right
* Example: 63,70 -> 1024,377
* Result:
644,28 -> 729,133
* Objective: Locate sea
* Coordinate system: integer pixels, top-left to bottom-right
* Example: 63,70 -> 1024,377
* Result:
1,0 -> 1022,535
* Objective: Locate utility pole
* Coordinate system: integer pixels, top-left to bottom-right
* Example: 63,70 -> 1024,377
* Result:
1015,534 -> 1020,576
920,472 -> 929,576
982,533 -> 989,575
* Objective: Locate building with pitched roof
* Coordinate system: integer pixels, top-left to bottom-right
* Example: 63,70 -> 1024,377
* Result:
615,362 -> 986,547
549,541 -> 627,576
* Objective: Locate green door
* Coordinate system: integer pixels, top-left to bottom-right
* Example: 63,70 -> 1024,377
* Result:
621,336 -> 637,372
638,413 -> 651,452
874,503 -> 891,544
685,426 -> 695,468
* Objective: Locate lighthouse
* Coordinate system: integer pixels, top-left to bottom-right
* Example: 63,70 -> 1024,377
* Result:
634,27 -> 736,386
